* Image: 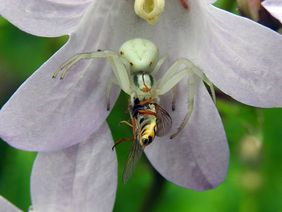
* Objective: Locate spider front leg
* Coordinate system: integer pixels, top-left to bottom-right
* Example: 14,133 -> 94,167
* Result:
106,78 -> 119,111
52,51 -> 115,79
157,58 -> 215,138
170,73 -> 195,139
150,55 -> 168,75
157,58 -> 216,102
52,50 -> 132,95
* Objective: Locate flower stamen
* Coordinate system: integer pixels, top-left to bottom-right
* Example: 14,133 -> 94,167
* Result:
180,0 -> 189,10
134,0 -> 165,25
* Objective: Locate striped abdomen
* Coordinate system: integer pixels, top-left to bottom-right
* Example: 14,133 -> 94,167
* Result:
137,114 -> 157,147
131,98 -> 158,148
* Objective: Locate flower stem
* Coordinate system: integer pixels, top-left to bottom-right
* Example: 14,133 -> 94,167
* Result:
139,163 -> 166,212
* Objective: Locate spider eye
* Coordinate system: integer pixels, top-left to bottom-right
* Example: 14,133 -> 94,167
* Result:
119,38 -> 159,72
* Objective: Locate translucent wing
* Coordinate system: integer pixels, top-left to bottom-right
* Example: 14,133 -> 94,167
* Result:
155,103 -> 172,137
122,137 -> 143,183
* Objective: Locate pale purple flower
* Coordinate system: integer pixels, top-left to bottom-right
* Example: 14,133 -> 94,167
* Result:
237,0 -> 282,31
0,0 -> 282,210
0,123 -> 117,211
30,123 -> 117,211
0,196 -> 22,212
262,0 -> 282,23
237,0 -> 262,21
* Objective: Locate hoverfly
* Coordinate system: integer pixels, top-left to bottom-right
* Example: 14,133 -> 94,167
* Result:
52,38 -> 215,183
121,82 -> 172,183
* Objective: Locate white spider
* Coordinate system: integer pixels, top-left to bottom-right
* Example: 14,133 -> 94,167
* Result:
52,38 -> 215,138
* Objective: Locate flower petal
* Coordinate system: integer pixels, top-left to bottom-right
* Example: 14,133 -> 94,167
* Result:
2,0 -> 280,152
30,123 -> 117,212
0,0 -> 93,37
81,0 -> 281,107
0,0 -> 186,152
0,196 -> 22,212
145,80 -> 229,190
262,0 -> 282,23
197,5 -> 282,107
64,0 -> 205,53
0,19 -> 120,152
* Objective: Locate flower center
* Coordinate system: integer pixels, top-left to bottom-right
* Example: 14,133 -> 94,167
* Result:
143,0 -> 154,13
134,0 -> 165,25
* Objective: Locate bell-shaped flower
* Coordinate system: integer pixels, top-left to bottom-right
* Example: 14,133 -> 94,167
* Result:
0,0 -> 282,209
237,0 -> 261,21
0,123 -> 117,211
237,0 -> 282,31
262,0 -> 282,23
0,196 -> 22,212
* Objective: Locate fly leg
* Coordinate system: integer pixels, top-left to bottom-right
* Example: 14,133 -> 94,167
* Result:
171,86 -> 177,111
112,138 -> 131,150
120,120 -> 133,128
113,120 -> 134,150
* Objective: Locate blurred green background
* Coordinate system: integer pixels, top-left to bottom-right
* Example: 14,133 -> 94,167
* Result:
0,1 -> 282,212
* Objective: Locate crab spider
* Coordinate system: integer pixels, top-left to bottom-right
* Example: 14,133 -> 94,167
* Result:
52,38 -> 215,138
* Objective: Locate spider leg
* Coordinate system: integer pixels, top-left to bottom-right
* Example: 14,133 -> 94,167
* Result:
151,55 -> 167,75
52,50 -> 132,95
156,58 -> 215,138
170,73 -> 195,139
106,78 -> 119,111
157,58 -> 215,102
52,51 -> 115,79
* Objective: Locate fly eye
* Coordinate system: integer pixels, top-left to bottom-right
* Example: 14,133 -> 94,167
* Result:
148,136 -> 153,144
142,139 -> 149,145
134,98 -> 140,105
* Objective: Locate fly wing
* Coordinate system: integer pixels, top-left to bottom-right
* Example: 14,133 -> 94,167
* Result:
122,138 -> 143,183
155,103 -> 172,137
